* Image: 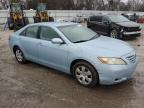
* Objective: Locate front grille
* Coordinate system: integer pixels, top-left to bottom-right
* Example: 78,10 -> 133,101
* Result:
126,54 -> 136,63
125,27 -> 140,32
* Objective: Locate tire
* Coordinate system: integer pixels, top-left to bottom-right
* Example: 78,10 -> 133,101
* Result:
49,17 -> 54,22
72,61 -> 99,87
24,17 -> 29,25
7,17 -> 14,30
110,29 -> 119,39
33,17 -> 40,23
14,47 -> 27,64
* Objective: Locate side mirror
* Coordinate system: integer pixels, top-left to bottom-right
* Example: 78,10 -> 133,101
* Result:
51,38 -> 64,44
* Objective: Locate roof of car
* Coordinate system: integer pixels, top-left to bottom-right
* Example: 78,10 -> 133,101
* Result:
29,22 -> 77,27
90,14 -> 121,17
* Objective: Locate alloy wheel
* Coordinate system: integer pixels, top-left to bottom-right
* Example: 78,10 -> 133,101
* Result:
110,30 -> 118,38
15,49 -> 23,62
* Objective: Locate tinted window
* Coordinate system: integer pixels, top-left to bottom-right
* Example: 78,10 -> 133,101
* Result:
20,30 -> 26,36
107,15 -> 129,22
102,17 -> 110,23
40,26 -> 59,40
20,26 -> 39,39
90,16 -> 102,22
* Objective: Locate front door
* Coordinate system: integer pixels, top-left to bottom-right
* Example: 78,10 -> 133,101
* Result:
100,16 -> 110,35
38,26 -> 69,72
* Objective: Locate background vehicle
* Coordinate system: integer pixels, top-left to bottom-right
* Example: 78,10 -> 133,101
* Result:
33,3 -> 54,23
137,15 -> 144,23
87,14 -> 141,39
7,0 -> 29,30
9,23 -> 138,87
72,14 -> 88,23
121,13 -> 139,22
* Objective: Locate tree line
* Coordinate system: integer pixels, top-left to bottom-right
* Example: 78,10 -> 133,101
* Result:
1,0 -> 144,11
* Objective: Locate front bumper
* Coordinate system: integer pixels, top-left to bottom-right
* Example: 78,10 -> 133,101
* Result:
122,31 -> 141,37
96,51 -> 138,85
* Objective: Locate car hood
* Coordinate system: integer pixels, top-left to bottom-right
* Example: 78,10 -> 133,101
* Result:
116,21 -> 139,27
77,36 -> 133,57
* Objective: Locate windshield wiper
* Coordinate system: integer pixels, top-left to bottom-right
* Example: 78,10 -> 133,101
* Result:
89,34 -> 100,40
74,40 -> 88,43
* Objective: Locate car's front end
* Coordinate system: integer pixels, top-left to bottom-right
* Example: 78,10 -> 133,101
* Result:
96,50 -> 138,85
120,26 -> 141,38
77,35 -> 138,85
113,20 -> 142,38
107,15 -> 141,39
58,23 -> 138,86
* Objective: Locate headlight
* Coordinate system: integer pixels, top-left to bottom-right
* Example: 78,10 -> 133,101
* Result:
98,57 -> 126,65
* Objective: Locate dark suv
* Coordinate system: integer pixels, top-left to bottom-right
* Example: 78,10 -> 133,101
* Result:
87,14 -> 141,39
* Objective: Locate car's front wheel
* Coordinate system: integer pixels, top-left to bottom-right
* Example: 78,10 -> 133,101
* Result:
72,61 -> 99,87
110,29 -> 119,39
14,47 -> 27,64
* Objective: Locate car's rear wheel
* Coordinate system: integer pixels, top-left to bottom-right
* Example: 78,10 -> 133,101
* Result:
14,47 -> 26,64
110,29 -> 119,39
72,61 -> 99,87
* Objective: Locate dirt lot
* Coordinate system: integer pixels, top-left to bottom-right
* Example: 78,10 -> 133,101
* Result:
0,30 -> 144,108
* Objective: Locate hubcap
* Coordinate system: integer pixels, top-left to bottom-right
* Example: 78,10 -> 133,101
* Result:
110,30 -> 118,38
15,49 -> 23,62
75,66 -> 92,85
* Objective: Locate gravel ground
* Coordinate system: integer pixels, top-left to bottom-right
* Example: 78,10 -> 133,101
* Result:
0,30 -> 144,108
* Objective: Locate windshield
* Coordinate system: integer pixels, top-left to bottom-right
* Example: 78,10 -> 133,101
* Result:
37,4 -> 46,12
108,15 -> 129,22
59,25 -> 99,43
11,4 -> 21,12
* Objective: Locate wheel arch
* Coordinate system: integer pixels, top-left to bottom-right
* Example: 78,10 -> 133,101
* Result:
70,59 -> 98,74
13,45 -> 20,54
70,59 -> 99,84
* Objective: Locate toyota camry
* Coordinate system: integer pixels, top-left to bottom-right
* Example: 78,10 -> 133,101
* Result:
9,22 -> 138,87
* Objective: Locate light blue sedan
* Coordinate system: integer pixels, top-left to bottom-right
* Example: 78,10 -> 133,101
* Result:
9,22 -> 138,87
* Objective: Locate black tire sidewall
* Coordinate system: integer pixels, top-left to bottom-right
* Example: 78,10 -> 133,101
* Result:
72,61 -> 99,87
49,17 -> 54,22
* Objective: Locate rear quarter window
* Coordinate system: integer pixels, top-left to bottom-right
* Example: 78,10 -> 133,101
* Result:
20,26 -> 39,39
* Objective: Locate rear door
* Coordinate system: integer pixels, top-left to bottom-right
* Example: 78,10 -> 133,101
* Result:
19,26 -> 40,62
89,16 -> 103,33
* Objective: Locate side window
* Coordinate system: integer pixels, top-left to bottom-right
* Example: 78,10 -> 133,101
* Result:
20,26 -> 39,39
40,26 -> 59,41
26,26 -> 39,38
90,16 -> 102,22
90,16 -> 97,21
20,30 -> 26,36
102,17 -> 110,23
